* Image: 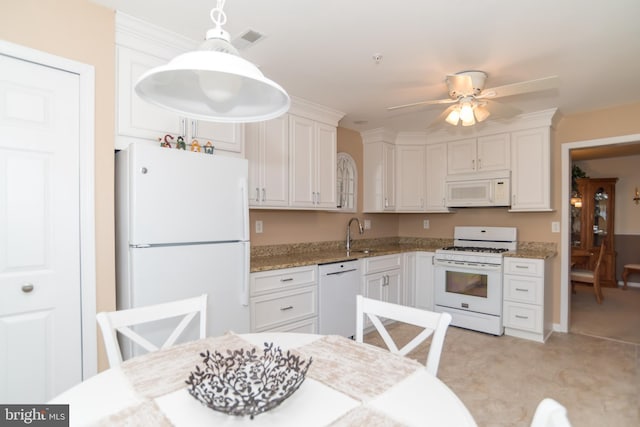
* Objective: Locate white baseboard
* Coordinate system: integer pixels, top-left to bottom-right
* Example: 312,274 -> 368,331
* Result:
618,280 -> 640,289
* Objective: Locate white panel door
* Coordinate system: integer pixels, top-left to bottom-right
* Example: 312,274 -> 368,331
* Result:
0,54 -> 82,402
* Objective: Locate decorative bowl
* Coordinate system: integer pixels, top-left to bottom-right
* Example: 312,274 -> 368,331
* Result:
186,342 -> 312,419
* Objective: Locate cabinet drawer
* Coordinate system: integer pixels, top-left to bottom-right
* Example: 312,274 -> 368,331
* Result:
251,265 -> 317,295
504,257 -> 543,277
262,317 -> 318,334
362,254 -> 402,275
503,301 -> 542,333
251,286 -> 317,331
504,275 -> 543,304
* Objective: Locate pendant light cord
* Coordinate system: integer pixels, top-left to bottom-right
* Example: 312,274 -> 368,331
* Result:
211,0 -> 227,29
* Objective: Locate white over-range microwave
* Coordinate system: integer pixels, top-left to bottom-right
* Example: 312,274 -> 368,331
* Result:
445,170 -> 511,207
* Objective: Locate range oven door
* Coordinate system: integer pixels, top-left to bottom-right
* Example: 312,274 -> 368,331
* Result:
434,260 -> 503,316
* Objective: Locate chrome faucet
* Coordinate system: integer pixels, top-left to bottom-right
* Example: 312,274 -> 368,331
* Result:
346,217 -> 364,252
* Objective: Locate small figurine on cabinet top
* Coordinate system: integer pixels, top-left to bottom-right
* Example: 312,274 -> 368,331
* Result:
160,134 -> 174,148
190,139 -> 202,152
176,136 -> 186,150
204,141 -> 215,155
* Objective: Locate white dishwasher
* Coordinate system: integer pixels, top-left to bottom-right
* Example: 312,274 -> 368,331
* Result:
318,260 -> 360,338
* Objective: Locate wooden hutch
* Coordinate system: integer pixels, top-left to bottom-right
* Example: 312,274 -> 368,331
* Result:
571,177 -> 618,287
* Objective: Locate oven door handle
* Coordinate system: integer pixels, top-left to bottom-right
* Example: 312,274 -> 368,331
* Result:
434,260 -> 502,271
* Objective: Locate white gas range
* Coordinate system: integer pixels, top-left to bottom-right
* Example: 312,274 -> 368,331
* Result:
433,226 -> 517,335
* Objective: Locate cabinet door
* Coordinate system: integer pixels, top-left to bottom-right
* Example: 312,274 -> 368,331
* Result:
262,116 -> 290,207
385,269 -> 403,306
425,143 -> 449,212
447,138 -> 476,174
477,133 -> 510,171
289,115 -> 316,207
191,120 -> 244,154
363,142 -> 384,212
245,123 -> 262,205
510,128 -> 551,211
396,145 -> 426,211
363,273 -> 385,302
361,273 -> 385,329
315,123 -> 337,209
116,46 -> 183,148
383,142 -> 396,210
414,253 -> 434,310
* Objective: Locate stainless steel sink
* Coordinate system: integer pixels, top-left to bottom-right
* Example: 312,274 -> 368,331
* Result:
350,248 -> 375,254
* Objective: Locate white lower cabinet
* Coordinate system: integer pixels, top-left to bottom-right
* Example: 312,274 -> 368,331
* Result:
361,254 -> 403,328
502,257 -> 551,342
404,252 -> 434,310
250,265 -> 318,332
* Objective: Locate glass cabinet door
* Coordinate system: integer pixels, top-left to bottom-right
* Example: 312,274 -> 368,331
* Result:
592,186 -> 608,247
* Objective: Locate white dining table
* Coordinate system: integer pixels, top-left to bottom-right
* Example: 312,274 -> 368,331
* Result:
50,332 -> 477,426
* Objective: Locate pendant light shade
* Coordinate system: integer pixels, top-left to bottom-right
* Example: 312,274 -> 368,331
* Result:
134,1 -> 290,123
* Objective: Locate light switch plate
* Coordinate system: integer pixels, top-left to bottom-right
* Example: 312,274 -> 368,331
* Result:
255,220 -> 263,233
423,219 -> 430,229
551,221 -> 560,233
364,219 -> 371,230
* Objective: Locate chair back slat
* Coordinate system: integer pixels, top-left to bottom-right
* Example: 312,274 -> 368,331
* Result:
96,294 -> 208,367
356,295 -> 452,376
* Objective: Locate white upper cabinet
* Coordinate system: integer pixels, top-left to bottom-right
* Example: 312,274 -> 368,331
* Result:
362,128 -> 397,212
510,127 -> 551,211
115,13 -> 243,156
289,115 -> 337,209
363,139 -> 396,212
246,115 -> 289,208
425,142 -> 451,212
396,144 -> 426,212
447,133 -> 510,174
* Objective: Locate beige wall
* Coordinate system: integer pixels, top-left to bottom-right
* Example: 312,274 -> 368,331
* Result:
0,0 -> 116,371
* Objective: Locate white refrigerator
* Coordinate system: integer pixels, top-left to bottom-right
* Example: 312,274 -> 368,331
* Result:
115,143 -> 250,358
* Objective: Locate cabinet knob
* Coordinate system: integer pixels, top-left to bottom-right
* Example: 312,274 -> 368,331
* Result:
22,283 -> 34,293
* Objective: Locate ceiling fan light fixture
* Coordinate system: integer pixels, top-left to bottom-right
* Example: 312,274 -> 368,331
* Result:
474,105 -> 490,122
461,115 -> 476,126
134,0 -> 290,123
445,108 -> 460,126
459,101 -> 475,123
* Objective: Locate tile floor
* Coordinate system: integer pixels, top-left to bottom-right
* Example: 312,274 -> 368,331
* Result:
365,323 -> 640,427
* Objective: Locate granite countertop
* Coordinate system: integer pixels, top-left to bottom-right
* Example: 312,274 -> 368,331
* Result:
250,237 -> 556,272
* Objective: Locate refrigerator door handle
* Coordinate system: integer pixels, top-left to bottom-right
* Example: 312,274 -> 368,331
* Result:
241,242 -> 250,306
240,178 -> 249,241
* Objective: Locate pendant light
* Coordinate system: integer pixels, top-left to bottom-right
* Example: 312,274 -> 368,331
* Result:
135,0 -> 290,123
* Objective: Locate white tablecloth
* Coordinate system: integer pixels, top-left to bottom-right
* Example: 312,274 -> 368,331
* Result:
51,333 -> 476,426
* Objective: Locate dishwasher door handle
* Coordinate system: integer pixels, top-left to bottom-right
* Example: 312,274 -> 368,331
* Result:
325,268 -> 358,276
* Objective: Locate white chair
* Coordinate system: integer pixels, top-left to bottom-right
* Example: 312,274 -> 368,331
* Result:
355,295 -> 452,376
96,294 -> 208,367
530,398 -> 572,427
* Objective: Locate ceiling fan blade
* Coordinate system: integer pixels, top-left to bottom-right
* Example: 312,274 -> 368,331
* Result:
446,74 -> 474,95
484,100 -> 521,118
386,97 -> 456,111
480,75 -> 559,99
428,105 -> 457,128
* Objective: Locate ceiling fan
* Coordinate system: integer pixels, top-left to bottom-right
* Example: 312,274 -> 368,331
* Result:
387,70 -> 558,127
